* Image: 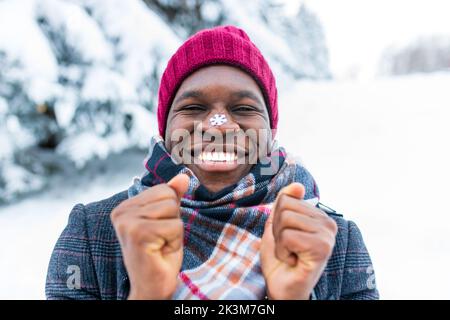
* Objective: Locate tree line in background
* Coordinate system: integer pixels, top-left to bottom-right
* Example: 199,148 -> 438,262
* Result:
380,35 -> 450,75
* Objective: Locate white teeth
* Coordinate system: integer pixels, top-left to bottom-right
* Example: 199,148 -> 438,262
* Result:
199,151 -> 237,162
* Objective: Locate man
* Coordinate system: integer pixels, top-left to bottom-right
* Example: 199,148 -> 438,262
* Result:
46,25 -> 378,300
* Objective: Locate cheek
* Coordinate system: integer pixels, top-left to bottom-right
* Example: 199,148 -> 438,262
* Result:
170,114 -> 197,129
165,115 -> 192,138
239,115 -> 271,131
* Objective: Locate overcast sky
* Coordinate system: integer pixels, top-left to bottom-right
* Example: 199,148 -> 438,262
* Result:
281,0 -> 450,79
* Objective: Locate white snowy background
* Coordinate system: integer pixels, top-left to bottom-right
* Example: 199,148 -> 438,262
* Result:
1,0 -> 449,299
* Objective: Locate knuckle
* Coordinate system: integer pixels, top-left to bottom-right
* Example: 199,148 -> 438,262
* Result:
110,209 -> 119,222
280,210 -> 296,227
279,229 -> 295,247
111,200 -> 135,221
111,205 -> 125,221
324,217 -> 338,233
278,209 -> 287,223
160,199 -> 179,216
317,238 -> 334,256
127,223 -> 142,241
165,197 -> 178,208
114,220 -> 125,235
162,185 -> 178,200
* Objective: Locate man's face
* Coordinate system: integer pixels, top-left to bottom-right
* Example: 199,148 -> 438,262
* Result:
164,65 -> 272,191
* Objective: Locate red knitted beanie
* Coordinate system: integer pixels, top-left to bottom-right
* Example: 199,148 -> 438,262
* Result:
157,25 -> 278,137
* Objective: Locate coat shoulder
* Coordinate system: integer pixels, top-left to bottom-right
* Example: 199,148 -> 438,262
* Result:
313,203 -> 379,300
83,190 -> 129,218
81,189 -> 129,247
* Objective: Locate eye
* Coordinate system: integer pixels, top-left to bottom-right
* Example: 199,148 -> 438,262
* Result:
232,105 -> 256,113
180,104 -> 206,112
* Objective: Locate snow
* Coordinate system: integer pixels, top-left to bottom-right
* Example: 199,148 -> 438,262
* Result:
122,103 -> 159,148
81,66 -> 138,103
221,0 -> 300,83
1,0 -> 448,300
36,0 -> 114,66
277,73 -> 450,299
53,89 -> 77,128
0,0 -> 183,200
0,170 -> 136,299
200,1 -> 222,21
4,115 -> 37,150
0,162 -> 45,202
0,97 -> 7,115
71,0 -> 181,89
26,78 -> 63,104
56,131 -> 111,168
1,73 -> 450,299
293,0 -> 450,79
0,0 -> 58,81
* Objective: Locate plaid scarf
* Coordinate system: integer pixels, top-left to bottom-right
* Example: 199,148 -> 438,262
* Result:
128,135 -> 320,300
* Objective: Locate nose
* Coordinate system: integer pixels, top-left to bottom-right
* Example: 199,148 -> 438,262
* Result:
198,109 -> 240,133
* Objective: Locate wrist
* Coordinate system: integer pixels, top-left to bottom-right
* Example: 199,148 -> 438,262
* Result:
127,287 -> 173,300
266,287 -> 312,300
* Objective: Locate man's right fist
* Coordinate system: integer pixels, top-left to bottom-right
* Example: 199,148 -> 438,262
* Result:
111,174 -> 190,300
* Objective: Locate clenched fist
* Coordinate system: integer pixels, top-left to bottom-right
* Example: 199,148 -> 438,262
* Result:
111,174 -> 190,299
260,183 -> 338,300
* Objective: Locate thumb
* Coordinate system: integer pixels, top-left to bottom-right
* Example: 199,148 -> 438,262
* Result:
167,173 -> 190,200
278,182 -> 305,200
271,182 -> 305,228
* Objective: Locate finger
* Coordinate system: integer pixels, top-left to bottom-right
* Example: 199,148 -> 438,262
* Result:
129,219 -> 184,253
298,200 -> 329,219
273,228 -> 298,267
129,183 -> 179,207
273,183 -> 305,224
276,229 -> 335,265
276,195 -> 327,220
275,228 -> 315,266
279,182 -> 306,200
295,202 -> 338,234
167,173 -> 190,200
135,198 -> 181,219
273,210 -> 321,237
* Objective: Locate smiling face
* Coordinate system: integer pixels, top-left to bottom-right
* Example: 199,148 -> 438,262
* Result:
164,65 -> 272,193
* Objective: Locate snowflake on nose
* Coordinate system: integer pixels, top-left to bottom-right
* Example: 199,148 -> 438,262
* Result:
209,114 -> 228,126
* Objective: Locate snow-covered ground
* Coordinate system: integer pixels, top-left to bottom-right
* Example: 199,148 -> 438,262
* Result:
278,73 -> 450,299
1,73 -> 450,299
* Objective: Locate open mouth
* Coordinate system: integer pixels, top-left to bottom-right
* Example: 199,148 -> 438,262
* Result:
198,151 -> 238,162
186,144 -> 251,171
189,144 -> 248,160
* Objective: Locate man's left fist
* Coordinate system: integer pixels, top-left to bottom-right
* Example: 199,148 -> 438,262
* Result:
260,182 -> 338,300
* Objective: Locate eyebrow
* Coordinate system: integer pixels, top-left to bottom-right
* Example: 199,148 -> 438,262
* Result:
173,90 -> 205,105
231,90 -> 264,106
173,89 -> 264,107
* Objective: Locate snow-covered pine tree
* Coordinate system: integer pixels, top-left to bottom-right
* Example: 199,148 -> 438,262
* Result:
288,4 -> 331,79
